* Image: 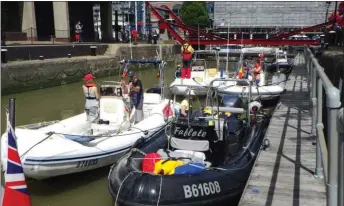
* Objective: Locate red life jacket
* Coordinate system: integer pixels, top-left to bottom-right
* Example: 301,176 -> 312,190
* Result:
182,45 -> 192,60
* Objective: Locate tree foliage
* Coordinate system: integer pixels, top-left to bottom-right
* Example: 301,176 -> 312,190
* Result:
180,2 -> 209,28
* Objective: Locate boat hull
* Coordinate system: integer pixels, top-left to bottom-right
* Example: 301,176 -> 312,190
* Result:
218,84 -> 284,100
1,99 -> 173,180
22,146 -> 129,180
108,116 -> 271,206
169,75 -> 229,96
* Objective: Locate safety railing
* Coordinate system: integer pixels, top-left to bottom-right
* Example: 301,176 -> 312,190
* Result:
304,47 -> 343,206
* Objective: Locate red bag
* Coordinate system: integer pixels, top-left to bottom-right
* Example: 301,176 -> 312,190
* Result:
142,153 -> 162,173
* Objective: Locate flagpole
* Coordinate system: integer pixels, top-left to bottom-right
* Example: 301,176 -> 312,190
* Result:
1,99 -> 15,203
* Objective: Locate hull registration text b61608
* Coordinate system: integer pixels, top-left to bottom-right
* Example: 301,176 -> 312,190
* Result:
183,181 -> 221,198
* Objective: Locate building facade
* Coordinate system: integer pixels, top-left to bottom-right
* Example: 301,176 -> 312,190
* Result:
214,1 -> 335,31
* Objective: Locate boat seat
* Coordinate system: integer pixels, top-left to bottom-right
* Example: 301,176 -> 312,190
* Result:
170,137 -> 209,152
99,97 -> 126,124
206,68 -> 217,77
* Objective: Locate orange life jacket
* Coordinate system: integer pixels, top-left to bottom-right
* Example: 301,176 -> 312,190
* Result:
182,45 -> 192,60
85,82 -> 96,87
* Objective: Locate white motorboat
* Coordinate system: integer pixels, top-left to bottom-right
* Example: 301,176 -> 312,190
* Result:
169,50 -> 229,96
1,60 -> 180,180
218,47 -> 286,100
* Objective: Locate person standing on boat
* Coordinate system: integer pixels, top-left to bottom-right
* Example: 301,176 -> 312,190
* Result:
128,71 -> 144,123
82,74 -> 100,123
181,43 -> 194,79
249,58 -> 262,85
180,90 -> 195,117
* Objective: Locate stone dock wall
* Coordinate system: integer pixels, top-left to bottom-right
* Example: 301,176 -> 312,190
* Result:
1,44 -> 181,95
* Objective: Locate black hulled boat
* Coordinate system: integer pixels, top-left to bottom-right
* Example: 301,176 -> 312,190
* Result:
108,83 -> 271,206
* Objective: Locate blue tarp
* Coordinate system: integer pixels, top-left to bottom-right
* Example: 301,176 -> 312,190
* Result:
64,134 -> 95,143
125,59 -> 162,64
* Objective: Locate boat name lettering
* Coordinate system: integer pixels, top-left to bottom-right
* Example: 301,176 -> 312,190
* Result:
76,159 -> 98,168
183,181 -> 221,198
174,126 -> 207,138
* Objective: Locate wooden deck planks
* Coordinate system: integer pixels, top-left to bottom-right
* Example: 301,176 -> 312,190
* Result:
238,56 -> 326,206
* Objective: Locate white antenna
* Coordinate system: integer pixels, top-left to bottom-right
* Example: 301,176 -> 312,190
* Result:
142,1 -> 146,39
135,1 -> 138,32
198,23 -> 200,50
128,12 -> 133,59
226,23 -> 230,72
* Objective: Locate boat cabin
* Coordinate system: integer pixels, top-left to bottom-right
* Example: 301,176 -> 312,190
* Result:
159,105 -> 247,168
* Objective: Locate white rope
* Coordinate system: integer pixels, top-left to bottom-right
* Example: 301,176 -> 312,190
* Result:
115,171 -> 138,205
156,174 -> 163,206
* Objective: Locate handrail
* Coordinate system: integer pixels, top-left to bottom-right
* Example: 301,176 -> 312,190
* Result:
337,108 -> 344,206
304,47 -> 342,206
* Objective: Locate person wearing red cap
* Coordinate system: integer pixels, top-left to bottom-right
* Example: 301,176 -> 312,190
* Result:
82,73 -> 100,124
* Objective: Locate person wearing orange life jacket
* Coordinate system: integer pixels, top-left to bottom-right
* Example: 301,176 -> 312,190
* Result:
234,62 -> 250,79
248,58 -> 262,85
82,74 -> 100,123
181,43 -> 194,79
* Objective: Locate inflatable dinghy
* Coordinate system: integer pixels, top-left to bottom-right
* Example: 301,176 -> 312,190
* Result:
108,107 -> 271,206
1,84 -> 178,180
218,72 -> 286,100
170,50 -> 229,96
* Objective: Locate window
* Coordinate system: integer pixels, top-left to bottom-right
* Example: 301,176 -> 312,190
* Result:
172,4 -> 181,17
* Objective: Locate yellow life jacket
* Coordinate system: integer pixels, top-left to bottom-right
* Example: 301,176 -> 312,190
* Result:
153,160 -> 185,175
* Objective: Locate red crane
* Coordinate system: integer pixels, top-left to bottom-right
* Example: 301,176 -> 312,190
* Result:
145,2 -> 333,46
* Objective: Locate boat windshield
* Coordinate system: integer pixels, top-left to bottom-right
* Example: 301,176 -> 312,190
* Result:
100,82 -> 124,97
192,50 -> 218,69
277,52 -> 287,59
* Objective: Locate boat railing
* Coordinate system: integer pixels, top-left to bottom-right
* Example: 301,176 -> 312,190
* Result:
208,78 -> 253,123
120,59 -> 166,99
304,47 -> 343,206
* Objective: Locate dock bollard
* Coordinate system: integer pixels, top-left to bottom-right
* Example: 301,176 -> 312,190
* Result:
90,46 -> 97,56
68,54 -> 71,58
39,56 -> 44,60
1,49 -> 8,63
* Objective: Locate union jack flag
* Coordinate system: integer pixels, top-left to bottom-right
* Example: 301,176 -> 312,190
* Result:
2,116 -> 31,206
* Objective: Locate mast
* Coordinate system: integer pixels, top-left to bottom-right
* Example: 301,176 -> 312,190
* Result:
135,1 -> 138,32
142,1 -> 146,39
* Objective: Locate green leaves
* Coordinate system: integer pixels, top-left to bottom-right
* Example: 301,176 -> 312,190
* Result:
180,2 -> 209,28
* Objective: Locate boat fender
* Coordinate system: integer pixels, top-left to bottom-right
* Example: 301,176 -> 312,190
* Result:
153,159 -> 184,175
142,153 -> 162,173
248,101 -> 262,113
173,162 -> 205,175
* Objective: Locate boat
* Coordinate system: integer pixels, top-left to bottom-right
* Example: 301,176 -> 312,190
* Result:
1,59 -> 180,180
108,80 -> 271,206
267,49 -> 293,74
169,50 -> 229,96
218,47 -> 286,100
